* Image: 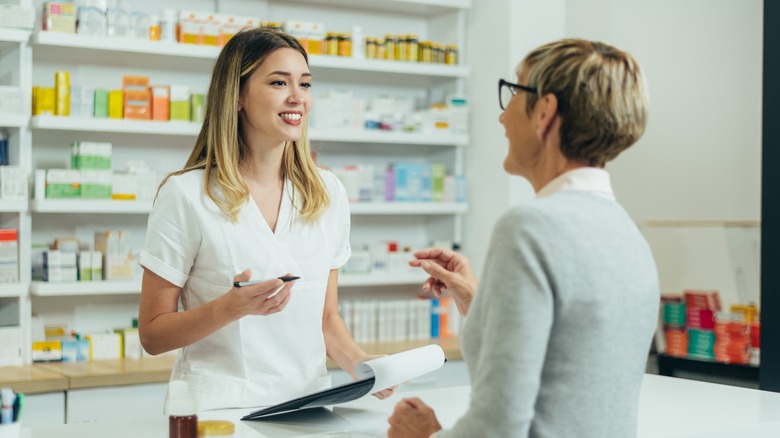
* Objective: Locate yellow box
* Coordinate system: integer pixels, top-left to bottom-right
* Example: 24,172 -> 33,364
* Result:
108,90 -> 123,119
32,340 -> 62,362
33,86 -> 55,115
54,70 -> 70,116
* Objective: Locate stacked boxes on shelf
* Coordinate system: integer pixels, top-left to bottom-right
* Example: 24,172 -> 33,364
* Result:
0,229 -> 19,283
34,73 -> 205,123
332,163 -> 466,204
30,319 -> 168,363
340,296 -> 460,344
685,289 -> 720,360
660,295 -> 687,357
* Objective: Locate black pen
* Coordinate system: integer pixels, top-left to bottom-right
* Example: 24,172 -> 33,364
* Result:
234,276 -> 300,288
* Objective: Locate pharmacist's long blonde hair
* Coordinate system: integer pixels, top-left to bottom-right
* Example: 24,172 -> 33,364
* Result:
159,28 -> 329,223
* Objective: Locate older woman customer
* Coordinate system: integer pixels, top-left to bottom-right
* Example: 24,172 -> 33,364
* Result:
388,38 -> 659,437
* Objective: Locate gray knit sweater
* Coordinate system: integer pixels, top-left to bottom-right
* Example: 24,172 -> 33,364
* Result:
436,190 -> 659,438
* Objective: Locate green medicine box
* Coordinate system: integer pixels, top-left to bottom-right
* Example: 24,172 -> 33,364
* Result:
94,89 -> 109,118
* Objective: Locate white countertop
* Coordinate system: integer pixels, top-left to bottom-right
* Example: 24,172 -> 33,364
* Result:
21,374 -> 780,437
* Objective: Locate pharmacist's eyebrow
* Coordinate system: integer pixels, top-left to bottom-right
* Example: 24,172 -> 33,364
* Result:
266,71 -> 313,78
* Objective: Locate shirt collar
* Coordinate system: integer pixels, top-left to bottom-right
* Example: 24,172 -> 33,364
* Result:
536,167 -> 615,200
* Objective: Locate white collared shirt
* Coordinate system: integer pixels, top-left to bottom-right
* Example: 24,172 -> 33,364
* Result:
536,167 -> 616,200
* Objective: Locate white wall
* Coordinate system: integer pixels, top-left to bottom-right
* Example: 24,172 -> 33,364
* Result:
465,0 -> 762,304
565,0 -> 762,223
464,0 -> 564,275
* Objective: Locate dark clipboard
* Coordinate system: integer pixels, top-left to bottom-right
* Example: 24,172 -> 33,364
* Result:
241,376 -> 376,421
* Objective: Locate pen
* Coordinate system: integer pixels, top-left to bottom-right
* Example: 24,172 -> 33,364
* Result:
0,387 -> 14,425
234,276 -> 300,288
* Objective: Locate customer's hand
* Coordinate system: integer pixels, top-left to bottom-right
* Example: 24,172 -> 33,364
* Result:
223,269 -> 294,318
409,247 -> 477,315
388,397 -> 442,438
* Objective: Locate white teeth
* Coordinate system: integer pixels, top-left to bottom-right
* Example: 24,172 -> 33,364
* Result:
280,113 -> 302,121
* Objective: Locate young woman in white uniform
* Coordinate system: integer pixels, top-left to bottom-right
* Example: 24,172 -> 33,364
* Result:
138,28 -> 392,411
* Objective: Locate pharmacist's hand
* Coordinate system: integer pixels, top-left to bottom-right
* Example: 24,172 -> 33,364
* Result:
409,247 -> 477,316
351,354 -> 397,400
225,269 -> 294,318
388,397 -> 442,438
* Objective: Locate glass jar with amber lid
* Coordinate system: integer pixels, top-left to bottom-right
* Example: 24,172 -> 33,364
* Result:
406,33 -> 419,62
384,34 -> 397,61
338,33 -> 352,56
325,32 -> 339,55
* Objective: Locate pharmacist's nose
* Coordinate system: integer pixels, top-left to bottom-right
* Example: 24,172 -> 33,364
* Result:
288,88 -> 307,105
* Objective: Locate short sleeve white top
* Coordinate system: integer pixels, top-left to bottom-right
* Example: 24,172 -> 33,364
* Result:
140,168 -> 351,410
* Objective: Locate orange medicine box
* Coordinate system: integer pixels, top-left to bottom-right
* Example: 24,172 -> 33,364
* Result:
122,76 -> 150,120
151,85 -> 170,121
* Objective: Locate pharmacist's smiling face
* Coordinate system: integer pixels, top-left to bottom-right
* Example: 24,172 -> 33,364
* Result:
238,48 -> 312,148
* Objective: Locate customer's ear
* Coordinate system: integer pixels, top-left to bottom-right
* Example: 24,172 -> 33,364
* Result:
536,93 -> 559,141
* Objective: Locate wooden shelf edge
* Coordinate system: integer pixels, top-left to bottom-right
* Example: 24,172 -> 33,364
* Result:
13,339 -> 460,391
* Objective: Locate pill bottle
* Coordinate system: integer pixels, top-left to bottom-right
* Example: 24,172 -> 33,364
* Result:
160,9 -> 177,43
149,15 -> 161,41
338,33 -> 352,57
445,45 -> 458,65
167,380 -> 197,438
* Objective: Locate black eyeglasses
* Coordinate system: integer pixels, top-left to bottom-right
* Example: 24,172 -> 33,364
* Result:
499,79 -> 537,110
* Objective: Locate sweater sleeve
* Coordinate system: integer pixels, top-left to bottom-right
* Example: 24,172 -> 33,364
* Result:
435,210 -> 556,438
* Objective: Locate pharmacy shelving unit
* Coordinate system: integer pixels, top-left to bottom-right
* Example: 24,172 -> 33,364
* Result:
17,0 -> 470,364
0,28 -> 32,365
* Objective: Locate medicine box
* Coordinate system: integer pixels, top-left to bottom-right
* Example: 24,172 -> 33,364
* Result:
169,85 -> 190,121
79,251 -> 91,281
108,90 -> 123,119
150,85 -> 170,121
71,141 -> 112,169
95,231 -> 132,280
32,86 -> 55,116
0,326 -> 23,367
86,333 -> 122,360
32,340 -> 62,362
60,337 -> 89,362
70,86 -> 95,118
46,169 -> 81,198
43,2 -> 76,33
0,86 -> 23,114
81,170 -> 113,199
0,4 -> 35,30
0,165 -> 28,200
94,89 -> 109,118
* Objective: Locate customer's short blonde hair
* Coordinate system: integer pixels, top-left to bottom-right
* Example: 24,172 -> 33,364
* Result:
519,38 -> 649,167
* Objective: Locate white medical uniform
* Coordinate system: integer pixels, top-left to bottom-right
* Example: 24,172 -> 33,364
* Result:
139,168 -> 351,410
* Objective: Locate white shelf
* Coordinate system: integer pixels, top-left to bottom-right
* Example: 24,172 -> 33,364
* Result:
0,283 -> 28,298
32,31 -> 220,59
285,0 -> 470,15
0,114 -> 28,129
308,55 -> 468,78
31,199 -> 153,214
31,115 -> 201,136
30,115 -> 468,146
31,280 -> 141,296
310,129 -> 468,146
350,202 -> 467,215
340,271 -> 427,287
31,31 -> 468,79
0,200 -> 28,213
0,28 -> 30,44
